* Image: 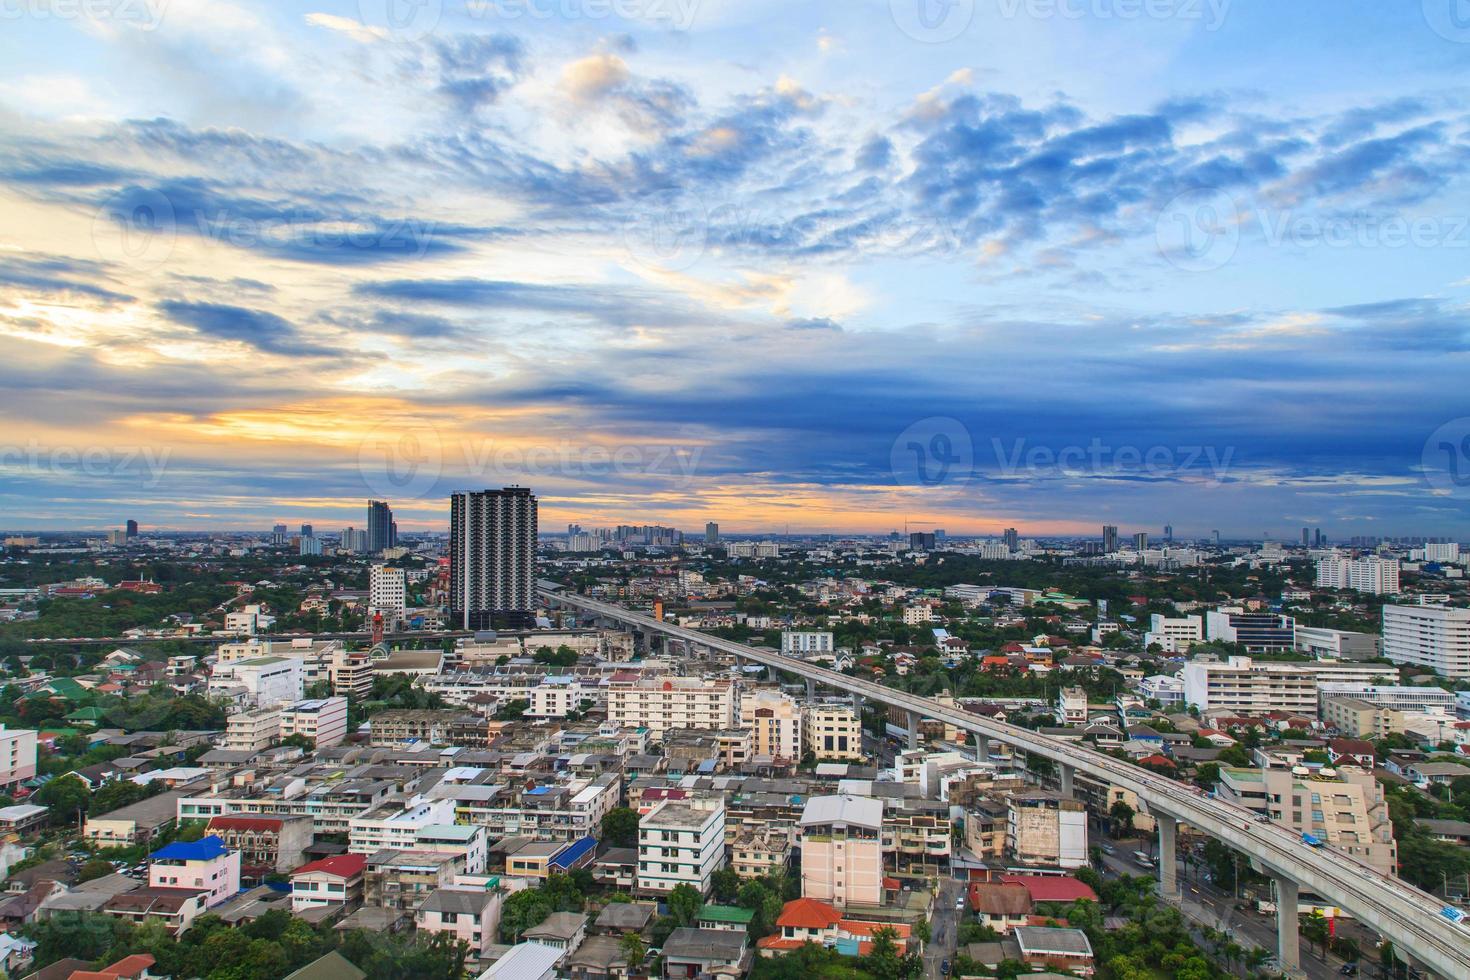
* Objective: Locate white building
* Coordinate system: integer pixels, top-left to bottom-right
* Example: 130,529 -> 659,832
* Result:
1145,614 -> 1203,653
1181,656 -> 1389,714
349,796 -> 458,855
1317,683 -> 1456,715
223,604 -> 275,635
1383,604 -> 1470,678
1295,626 -> 1379,661
1316,555 -> 1401,595
802,703 -> 863,760
369,565 -> 407,630
0,726 -> 38,791
224,707 -> 282,752
208,656 -> 304,709
781,631 -> 834,656
1423,543 -> 1461,564
527,676 -> 594,718
280,697 -> 348,748
1138,675 -> 1186,706
902,605 -> 935,626
1055,687 -> 1088,724
638,798 -> 726,897
1204,607 -> 1296,652
607,677 -> 735,736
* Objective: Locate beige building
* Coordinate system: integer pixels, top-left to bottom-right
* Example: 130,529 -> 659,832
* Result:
729,831 -> 792,879
1006,793 -> 1088,870
608,677 -> 735,736
740,689 -> 802,761
798,795 -> 883,909
279,696 -> 348,748
224,707 -> 282,752
1322,696 -> 1406,738
1216,766 -> 1396,873
802,703 -> 862,760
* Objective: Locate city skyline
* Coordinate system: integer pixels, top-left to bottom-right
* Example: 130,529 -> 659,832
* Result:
4,4 -> 1470,535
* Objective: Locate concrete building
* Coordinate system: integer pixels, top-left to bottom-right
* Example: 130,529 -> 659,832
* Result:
1316,555 -> 1401,595
369,565 -> 407,630
1138,675 -> 1185,706
449,487 -> 538,631
148,836 -> 240,908
1204,608 -> 1295,653
1295,626 -> 1379,660
798,795 -> 883,909
0,727 -> 37,791
802,703 -> 862,761
638,798 -> 726,897
1181,656 -> 1389,714
416,887 -> 503,959
1145,614 -> 1203,653
1006,793 -> 1088,870
1382,604 -> 1470,678
780,631 -> 834,656
223,708 -> 282,752
208,656 -> 303,709
1216,766 -> 1396,874
740,689 -> 802,761
607,677 -> 735,736
348,797 -> 457,855
290,853 -> 366,912
279,697 -> 348,748
204,815 -> 313,874
1321,697 -> 1406,739
1055,687 -> 1088,725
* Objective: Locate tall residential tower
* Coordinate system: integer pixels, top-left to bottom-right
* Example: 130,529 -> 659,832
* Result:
449,487 -> 538,630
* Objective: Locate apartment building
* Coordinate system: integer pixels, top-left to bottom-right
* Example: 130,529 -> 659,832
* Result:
348,796 -> 458,855
1321,697 -> 1407,739
369,565 -> 407,630
1383,604 -> 1470,678
0,726 -> 37,791
368,710 -> 490,747
208,656 -> 303,709
280,697 -> 348,748
527,676 -> 596,718
802,703 -> 862,761
798,795 -> 883,909
607,677 -> 735,735
204,815 -> 313,874
1006,793 -> 1088,870
224,708 -> 282,752
1204,608 -> 1295,653
1145,614 -> 1204,653
1181,656 -> 1389,713
1317,683 -> 1454,714
1216,766 -> 1396,873
884,800 -> 952,874
780,631 -> 834,656
1055,687 -> 1088,724
1316,555 -> 1401,595
740,690 -> 802,761
365,850 -> 461,911
638,798 -> 726,897
148,836 -> 241,908
429,773 -> 619,844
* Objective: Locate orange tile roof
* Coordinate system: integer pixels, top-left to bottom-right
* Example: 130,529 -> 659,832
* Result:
775,897 -> 843,930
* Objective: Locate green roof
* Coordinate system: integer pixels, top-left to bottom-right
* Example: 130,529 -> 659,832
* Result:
65,707 -> 106,722
697,904 -> 756,924
283,951 -> 365,980
40,678 -> 87,701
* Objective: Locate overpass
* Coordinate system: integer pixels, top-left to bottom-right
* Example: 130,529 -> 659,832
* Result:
542,587 -> 1469,979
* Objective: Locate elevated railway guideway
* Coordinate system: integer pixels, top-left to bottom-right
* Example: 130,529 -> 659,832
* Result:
541,586 -> 1470,979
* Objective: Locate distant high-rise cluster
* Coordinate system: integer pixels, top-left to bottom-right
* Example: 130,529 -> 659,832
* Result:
450,487 -> 538,630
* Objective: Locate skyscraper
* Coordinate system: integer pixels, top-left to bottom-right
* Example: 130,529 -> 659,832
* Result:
705,521 -> 719,545
1102,525 -> 1118,553
125,519 -> 138,539
1302,527 -> 1309,548
450,487 -> 538,630
1213,529 -> 1221,549
1003,527 -> 1019,551
367,500 -> 393,553
1133,531 -> 1149,552
1164,524 -> 1173,543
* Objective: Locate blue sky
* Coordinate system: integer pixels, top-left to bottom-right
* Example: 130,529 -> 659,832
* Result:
1,0 -> 1469,537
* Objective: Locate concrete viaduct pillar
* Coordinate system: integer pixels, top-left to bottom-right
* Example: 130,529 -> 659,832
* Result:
907,711 -> 920,750
1273,874 -> 1300,974
975,733 -> 990,764
1155,813 -> 1178,899
1058,763 -> 1074,799
806,678 -> 815,701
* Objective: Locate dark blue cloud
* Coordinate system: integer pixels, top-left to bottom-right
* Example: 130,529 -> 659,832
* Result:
157,300 -> 335,356
0,255 -> 132,304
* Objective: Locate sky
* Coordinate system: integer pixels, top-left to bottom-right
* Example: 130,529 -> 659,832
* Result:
2,0 -> 1470,538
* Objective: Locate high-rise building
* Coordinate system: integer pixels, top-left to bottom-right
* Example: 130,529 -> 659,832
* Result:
1314,528 -> 1324,548
449,487 -> 538,630
1212,529 -> 1221,549
369,565 -> 407,630
271,523 -> 288,546
125,519 -> 138,539
1315,555 -> 1401,595
301,523 -> 313,538
909,531 -> 936,551
1102,525 -> 1118,553
1301,527 -> 1309,548
1003,527 -> 1019,552
705,521 -> 719,545
1382,604 -> 1470,678
367,501 -> 394,553
1133,531 -> 1148,552
1164,524 -> 1173,543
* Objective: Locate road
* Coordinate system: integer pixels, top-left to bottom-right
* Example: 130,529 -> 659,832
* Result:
923,877 -> 965,979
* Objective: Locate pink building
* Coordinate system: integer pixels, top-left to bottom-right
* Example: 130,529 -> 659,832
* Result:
0,727 -> 37,790
415,887 -> 503,957
148,835 -> 240,907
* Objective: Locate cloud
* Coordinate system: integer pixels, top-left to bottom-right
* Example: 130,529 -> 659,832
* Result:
157,300 -> 336,357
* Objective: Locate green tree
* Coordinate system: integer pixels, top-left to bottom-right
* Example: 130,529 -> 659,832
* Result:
667,883 -> 701,927
620,931 -> 647,973
77,858 -> 115,883
34,773 -> 90,826
500,888 -> 552,941
710,867 -> 741,904
601,806 -> 639,848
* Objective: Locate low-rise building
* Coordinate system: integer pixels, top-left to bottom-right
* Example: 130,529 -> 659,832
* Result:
148,836 -> 240,908
638,798 -> 726,897
290,853 -> 366,913
416,886 -> 503,959
1007,792 -> 1088,870
802,703 -> 862,760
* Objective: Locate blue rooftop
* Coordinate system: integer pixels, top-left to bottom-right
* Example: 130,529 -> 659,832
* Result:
550,836 -> 597,870
151,835 -> 229,862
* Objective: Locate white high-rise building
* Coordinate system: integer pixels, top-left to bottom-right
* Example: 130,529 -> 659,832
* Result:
369,565 -> 407,630
449,487 -> 538,630
1383,604 -> 1470,678
1423,543 -> 1461,564
1315,555 -> 1401,595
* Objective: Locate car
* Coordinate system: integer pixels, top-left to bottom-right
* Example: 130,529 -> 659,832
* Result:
940,960 -> 950,975
954,896 -> 965,910
1338,965 -> 1358,976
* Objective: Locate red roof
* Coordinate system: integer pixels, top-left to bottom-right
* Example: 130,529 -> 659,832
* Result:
208,816 -> 284,833
775,897 -> 844,930
998,875 -> 1098,904
291,854 -> 365,879
1138,754 -> 1176,769
94,953 -> 157,979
